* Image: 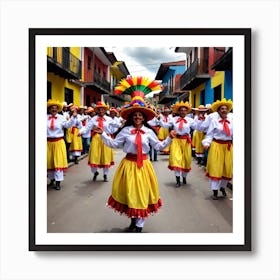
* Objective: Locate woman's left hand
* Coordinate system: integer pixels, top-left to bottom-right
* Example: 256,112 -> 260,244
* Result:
169,130 -> 177,139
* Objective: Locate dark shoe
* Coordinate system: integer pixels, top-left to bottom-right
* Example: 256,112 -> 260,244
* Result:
127,218 -> 136,232
182,177 -> 187,184
135,226 -> 142,233
103,175 -> 108,182
176,176 -> 181,188
74,157 -> 79,164
47,179 -> 55,188
211,190 -> 218,200
55,181 -> 61,191
220,187 -> 227,197
92,171 -> 99,181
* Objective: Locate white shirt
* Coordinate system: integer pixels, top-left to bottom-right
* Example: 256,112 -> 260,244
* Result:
80,114 -> 117,135
202,114 -> 233,147
159,115 -> 196,135
47,114 -> 77,138
101,125 -> 172,154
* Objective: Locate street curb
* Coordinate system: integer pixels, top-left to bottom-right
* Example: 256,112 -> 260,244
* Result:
68,154 -> 88,168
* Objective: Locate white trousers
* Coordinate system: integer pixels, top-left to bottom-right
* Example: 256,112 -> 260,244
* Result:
210,179 -> 228,190
136,218 -> 145,228
91,167 -> 109,175
174,170 -> 188,178
47,170 -> 64,181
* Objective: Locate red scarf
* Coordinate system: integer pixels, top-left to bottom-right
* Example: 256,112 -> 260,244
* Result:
176,117 -> 187,130
219,119 -> 231,136
97,117 -> 105,129
131,128 -> 145,168
48,115 -> 57,130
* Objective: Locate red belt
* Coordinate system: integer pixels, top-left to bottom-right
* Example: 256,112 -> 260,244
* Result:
176,134 -> 192,143
47,137 -> 63,142
213,139 -> 232,150
126,153 -> 148,162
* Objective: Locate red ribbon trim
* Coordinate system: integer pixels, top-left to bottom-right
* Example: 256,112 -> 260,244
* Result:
106,195 -> 163,218
168,165 -> 192,172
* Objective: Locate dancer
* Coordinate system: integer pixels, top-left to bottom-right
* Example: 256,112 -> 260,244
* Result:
94,76 -> 177,232
202,98 -> 233,200
47,99 -> 78,190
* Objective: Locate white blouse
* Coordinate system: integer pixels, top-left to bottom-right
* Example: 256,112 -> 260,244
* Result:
101,125 -> 172,154
47,114 -> 77,138
202,115 -> 233,147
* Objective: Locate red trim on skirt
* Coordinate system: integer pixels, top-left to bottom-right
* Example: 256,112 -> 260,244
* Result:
69,149 -> 83,152
88,162 -> 114,168
47,167 -> 68,172
206,172 -> 232,181
168,165 -> 191,172
47,137 -> 63,142
107,195 -> 162,218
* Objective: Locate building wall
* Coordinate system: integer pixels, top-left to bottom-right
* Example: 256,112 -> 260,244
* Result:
224,70 -> 233,100
47,72 -> 81,105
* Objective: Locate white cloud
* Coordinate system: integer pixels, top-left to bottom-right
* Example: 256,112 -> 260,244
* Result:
105,47 -> 185,79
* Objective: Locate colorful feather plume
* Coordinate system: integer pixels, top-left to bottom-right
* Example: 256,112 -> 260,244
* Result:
114,76 -> 162,98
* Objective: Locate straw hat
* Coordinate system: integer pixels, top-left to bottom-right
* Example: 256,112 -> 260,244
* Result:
94,101 -> 109,111
120,96 -> 156,121
47,99 -> 63,112
211,98 -> 233,112
109,107 -> 119,116
197,105 -> 208,112
85,107 -> 94,114
172,101 -> 192,114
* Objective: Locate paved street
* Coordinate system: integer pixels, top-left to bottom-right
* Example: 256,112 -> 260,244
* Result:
47,150 -> 232,233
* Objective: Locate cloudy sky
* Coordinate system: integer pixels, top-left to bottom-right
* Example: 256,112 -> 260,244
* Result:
105,47 -> 186,80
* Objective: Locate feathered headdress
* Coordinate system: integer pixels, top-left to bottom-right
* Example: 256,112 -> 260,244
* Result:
114,76 -> 162,121
114,76 -> 161,99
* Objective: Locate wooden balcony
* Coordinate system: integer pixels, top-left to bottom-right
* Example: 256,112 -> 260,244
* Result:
179,58 -> 210,90
47,47 -> 82,80
158,87 -> 178,104
84,70 -> 111,95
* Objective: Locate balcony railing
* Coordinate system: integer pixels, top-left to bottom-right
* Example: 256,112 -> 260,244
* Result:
179,59 -> 199,89
94,71 -> 110,92
47,47 -> 82,79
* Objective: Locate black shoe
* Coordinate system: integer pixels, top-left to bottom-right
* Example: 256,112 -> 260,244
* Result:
127,218 -> 136,232
135,226 -> 142,233
220,187 -> 227,197
176,176 -> 181,188
47,179 -> 55,188
55,181 -> 61,191
103,175 -> 108,182
93,171 -> 99,181
74,157 -> 79,164
211,190 -> 218,200
182,177 -> 187,184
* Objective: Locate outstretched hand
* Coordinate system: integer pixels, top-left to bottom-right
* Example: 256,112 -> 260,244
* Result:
169,130 -> 177,139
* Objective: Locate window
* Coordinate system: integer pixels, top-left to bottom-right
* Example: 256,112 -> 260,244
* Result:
213,85 -> 221,102
87,56 -> 92,69
200,89 -> 205,105
64,87 -> 73,104
47,81 -> 52,100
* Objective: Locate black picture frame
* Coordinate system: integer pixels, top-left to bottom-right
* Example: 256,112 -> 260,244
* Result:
29,28 -> 251,251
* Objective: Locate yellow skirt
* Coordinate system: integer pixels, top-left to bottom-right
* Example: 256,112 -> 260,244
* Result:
206,140 -> 233,180
168,138 -> 192,172
158,127 -> 170,153
47,138 -> 68,171
66,128 -> 73,143
107,157 -> 162,218
69,128 -> 83,153
193,130 -> 205,155
88,133 -> 114,168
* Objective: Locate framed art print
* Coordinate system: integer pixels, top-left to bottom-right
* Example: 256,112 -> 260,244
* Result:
29,28 -> 251,251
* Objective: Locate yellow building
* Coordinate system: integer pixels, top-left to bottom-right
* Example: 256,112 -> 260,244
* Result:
47,47 -> 82,106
